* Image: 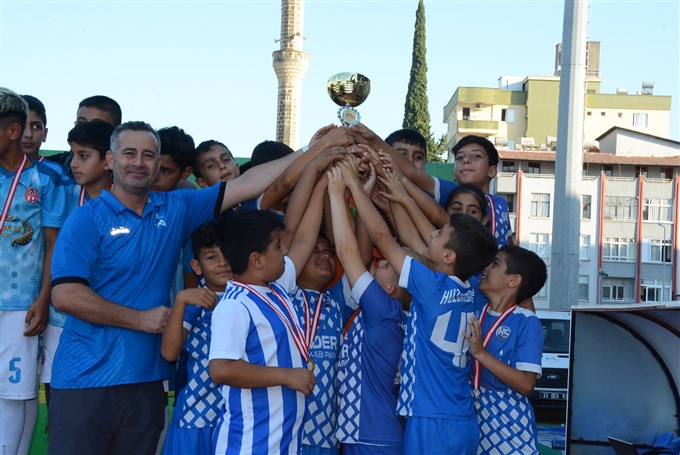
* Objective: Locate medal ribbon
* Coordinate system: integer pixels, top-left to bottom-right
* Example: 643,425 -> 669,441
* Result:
38,156 -> 44,163
486,195 -> 496,238
472,303 -> 517,390
301,290 -> 325,349
0,154 -> 28,234
232,281 -> 310,364
79,183 -> 113,207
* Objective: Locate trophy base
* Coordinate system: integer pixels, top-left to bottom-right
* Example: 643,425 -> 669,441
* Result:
338,106 -> 360,127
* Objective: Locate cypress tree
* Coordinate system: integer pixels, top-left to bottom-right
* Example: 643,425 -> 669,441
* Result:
403,0 -> 445,162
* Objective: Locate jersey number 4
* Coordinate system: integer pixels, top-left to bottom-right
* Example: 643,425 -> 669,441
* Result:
430,311 -> 473,368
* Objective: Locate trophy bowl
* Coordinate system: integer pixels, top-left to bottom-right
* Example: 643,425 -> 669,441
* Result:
327,72 -> 371,126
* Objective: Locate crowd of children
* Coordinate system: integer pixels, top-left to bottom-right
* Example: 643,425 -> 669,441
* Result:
0,86 -> 548,455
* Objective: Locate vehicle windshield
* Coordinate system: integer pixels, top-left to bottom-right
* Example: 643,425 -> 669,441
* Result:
541,318 -> 570,354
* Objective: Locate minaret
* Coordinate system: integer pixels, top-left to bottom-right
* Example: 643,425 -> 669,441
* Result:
273,0 -> 309,149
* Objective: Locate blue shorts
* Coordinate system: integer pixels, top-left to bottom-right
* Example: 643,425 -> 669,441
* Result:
301,444 -> 339,455
343,442 -> 402,455
404,416 -> 479,455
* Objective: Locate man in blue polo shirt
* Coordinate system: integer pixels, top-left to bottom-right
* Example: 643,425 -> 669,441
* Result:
48,121 -> 307,455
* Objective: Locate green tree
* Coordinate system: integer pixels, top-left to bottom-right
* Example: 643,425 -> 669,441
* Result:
403,0 -> 445,162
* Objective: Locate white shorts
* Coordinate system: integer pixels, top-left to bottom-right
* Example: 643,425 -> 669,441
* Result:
39,324 -> 63,384
0,311 -> 39,399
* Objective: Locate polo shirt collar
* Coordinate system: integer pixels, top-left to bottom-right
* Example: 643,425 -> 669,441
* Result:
100,190 -> 166,216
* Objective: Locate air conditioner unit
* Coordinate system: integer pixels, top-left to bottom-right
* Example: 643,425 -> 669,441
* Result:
495,137 -> 508,146
474,103 -> 483,110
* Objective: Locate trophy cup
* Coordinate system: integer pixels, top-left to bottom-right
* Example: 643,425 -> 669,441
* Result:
327,72 -> 371,127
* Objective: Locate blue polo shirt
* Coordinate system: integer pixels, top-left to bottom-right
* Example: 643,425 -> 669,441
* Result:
50,183 -> 225,389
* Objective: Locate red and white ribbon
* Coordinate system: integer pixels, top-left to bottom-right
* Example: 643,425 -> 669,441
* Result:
0,155 -> 28,234
472,303 -> 517,390
301,291 -> 324,349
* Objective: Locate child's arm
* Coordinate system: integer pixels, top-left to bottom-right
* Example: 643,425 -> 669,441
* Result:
25,227 -> 59,336
338,154 -> 406,276
464,315 -> 537,396
209,359 -> 315,396
328,167 -> 366,287
259,126 -> 354,210
161,287 -> 218,362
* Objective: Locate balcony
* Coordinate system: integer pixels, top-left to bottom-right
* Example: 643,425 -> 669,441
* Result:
457,119 -> 499,135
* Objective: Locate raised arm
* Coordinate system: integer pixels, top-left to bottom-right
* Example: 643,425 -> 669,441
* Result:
328,167 -> 366,287
338,156 -> 406,276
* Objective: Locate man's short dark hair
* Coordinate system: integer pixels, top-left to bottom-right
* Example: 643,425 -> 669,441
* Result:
22,95 -> 47,125
385,128 -> 427,150
192,221 -> 219,258
79,95 -> 122,126
215,210 -> 283,275
452,135 -> 499,167
500,245 -> 547,303
110,121 -> 160,156
68,121 -> 115,159
0,87 -> 28,132
193,140 -> 233,179
158,126 -> 195,171
445,213 -> 497,281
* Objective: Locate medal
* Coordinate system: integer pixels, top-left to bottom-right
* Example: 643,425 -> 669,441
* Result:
1,155 -> 30,244
472,304 -> 517,390
307,358 -> 315,372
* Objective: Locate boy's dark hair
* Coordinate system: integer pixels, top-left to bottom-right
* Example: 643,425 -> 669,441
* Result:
67,120 -> 115,159
250,140 -> 294,168
500,245 -> 547,303
193,140 -> 233,178
215,209 -> 284,275
445,213 -> 497,281
22,95 -> 47,125
110,121 -> 160,156
192,222 -> 219,258
158,126 -> 195,171
452,135 -> 499,167
79,95 -> 122,126
444,184 -> 488,215
0,87 -> 28,131
385,128 -> 426,150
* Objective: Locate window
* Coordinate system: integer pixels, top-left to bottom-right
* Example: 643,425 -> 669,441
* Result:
501,161 -> 516,172
647,239 -> 671,263
602,165 -> 613,177
633,113 -> 648,128
580,235 -> 590,260
529,233 -> 550,260
603,237 -> 636,262
604,196 -> 637,220
582,195 -> 592,220
578,276 -> 589,300
641,279 -> 670,302
602,284 -> 625,301
502,108 -> 516,123
642,198 -> 672,222
462,107 -> 471,120
528,162 -> 541,174
636,166 -> 648,178
499,193 -> 515,213
530,193 -> 550,217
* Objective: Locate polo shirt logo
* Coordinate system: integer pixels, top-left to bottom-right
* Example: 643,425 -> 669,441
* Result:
111,226 -> 130,236
155,214 -> 167,229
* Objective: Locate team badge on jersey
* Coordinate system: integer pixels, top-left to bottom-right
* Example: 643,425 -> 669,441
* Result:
496,326 -> 511,339
25,187 -> 39,203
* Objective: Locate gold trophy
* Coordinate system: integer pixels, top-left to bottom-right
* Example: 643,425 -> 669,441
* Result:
327,73 -> 371,127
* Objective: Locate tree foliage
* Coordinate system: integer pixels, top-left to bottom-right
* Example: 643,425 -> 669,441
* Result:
403,0 -> 445,162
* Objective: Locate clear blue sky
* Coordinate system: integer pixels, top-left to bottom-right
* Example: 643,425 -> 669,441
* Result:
1,0 -> 678,158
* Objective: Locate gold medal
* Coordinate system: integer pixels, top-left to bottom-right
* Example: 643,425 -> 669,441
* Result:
307,358 -> 315,372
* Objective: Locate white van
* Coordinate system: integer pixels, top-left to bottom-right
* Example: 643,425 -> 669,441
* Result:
530,310 -> 570,410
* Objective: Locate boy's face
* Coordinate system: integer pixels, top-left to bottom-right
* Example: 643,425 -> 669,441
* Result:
298,237 -> 336,290
373,259 -> 399,293
152,154 -> 188,192
191,246 -> 232,293
75,106 -> 115,126
70,142 -> 110,187
446,192 -> 488,224
393,141 -> 426,171
479,252 -> 514,296
453,143 -> 497,187
425,224 -> 456,266
195,145 -> 239,187
260,229 -> 287,283
21,110 -> 48,158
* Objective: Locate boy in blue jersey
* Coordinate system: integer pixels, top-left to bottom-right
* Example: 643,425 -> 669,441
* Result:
0,88 -> 68,454
464,246 -> 546,454
160,222 -> 231,455
328,165 -> 410,455
193,140 -> 240,187
209,208 -> 325,455
335,149 -> 498,455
